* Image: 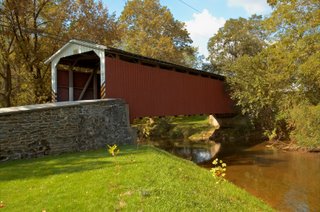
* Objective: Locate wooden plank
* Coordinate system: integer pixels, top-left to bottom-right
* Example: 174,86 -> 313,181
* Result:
78,71 -> 94,100
93,69 -> 97,99
68,70 -> 74,101
68,59 -> 78,101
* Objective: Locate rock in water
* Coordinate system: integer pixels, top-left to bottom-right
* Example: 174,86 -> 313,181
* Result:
209,115 -> 220,129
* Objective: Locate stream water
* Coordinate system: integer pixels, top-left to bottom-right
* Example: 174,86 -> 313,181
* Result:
149,140 -> 320,211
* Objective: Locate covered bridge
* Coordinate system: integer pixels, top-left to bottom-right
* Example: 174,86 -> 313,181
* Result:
45,40 -> 234,121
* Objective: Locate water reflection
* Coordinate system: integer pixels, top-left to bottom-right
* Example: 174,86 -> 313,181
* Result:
147,140 -> 320,211
217,143 -> 320,212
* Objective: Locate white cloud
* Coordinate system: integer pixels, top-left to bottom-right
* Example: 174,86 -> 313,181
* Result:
227,0 -> 270,15
185,9 -> 225,58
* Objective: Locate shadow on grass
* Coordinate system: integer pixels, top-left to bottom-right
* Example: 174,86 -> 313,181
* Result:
0,146 -> 145,182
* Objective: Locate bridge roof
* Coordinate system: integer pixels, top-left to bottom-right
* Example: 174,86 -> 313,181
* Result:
104,47 -> 225,80
45,39 -> 225,81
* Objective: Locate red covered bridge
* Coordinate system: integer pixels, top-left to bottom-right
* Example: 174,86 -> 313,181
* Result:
45,40 -> 234,122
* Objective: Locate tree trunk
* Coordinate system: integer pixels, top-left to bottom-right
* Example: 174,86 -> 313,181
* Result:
0,63 -> 12,107
5,63 -> 12,107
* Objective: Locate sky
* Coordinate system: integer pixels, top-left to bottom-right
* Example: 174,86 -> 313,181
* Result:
102,0 -> 272,57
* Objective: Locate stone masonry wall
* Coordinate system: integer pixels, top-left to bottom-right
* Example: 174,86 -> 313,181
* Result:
0,99 -> 134,161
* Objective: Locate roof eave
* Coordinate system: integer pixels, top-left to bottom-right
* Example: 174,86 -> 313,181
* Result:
44,39 -> 107,64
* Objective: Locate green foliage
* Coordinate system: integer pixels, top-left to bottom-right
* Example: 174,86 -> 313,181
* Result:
119,0 -> 198,67
228,39 -> 319,138
265,0 -> 319,40
263,0 -> 320,106
107,144 -> 120,156
207,15 -> 266,75
207,0 -> 319,143
210,158 -> 227,184
289,105 -> 320,148
141,118 -> 153,139
298,51 -> 320,105
263,128 -> 277,141
151,117 -> 172,138
227,45 -> 299,135
134,117 -> 173,140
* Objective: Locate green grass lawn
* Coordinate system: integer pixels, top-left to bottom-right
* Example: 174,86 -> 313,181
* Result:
170,115 -> 210,125
0,146 -> 273,211
171,115 -> 215,140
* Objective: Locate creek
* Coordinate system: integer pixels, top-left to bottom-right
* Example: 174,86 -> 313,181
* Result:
148,140 -> 320,211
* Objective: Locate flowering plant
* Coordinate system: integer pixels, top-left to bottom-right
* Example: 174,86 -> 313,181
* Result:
107,144 -> 120,156
210,158 -> 227,184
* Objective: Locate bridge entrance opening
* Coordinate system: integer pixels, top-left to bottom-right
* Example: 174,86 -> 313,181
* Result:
56,51 -> 101,101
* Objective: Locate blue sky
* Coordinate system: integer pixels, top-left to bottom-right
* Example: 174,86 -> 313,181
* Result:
102,0 -> 272,57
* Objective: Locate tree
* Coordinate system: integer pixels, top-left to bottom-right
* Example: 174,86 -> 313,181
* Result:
0,0 -> 121,107
0,1 -> 14,107
224,0 -> 319,139
0,26 -> 15,107
66,0 -> 121,46
228,44 -> 298,135
265,0 -> 320,105
0,0 -> 66,104
119,0 -> 197,67
207,15 -> 267,75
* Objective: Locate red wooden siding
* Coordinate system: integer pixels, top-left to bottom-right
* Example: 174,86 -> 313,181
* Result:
73,71 -> 96,100
105,57 -> 234,121
57,70 -> 69,101
57,70 -> 100,101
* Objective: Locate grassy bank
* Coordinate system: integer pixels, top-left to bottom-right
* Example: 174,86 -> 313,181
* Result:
0,146 -> 272,211
133,115 -> 216,141
133,115 -> 256,144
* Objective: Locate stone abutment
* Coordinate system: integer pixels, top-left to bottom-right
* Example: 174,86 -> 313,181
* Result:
0,99 -> 134,161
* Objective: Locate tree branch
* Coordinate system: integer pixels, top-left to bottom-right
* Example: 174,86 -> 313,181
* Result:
0,71 -> 5,79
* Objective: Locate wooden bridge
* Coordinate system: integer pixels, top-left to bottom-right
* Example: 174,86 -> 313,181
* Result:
45,40 -> 234,122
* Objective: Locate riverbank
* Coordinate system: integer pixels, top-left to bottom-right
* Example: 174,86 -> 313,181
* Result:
133,115 -> 320,153
0,145 -> 272,211
133,115 -> 217,142
265,140 -> 320,153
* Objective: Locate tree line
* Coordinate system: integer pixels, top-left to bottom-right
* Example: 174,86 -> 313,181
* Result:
207,0 -> 319,146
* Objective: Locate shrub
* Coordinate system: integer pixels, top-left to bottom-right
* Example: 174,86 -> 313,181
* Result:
134,117 -> 173,140
289,104 -> 320,148
151,117 -> 173,138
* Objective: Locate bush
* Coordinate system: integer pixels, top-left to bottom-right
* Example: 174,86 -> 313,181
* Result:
289,104 -> 320,148
151,117 -> 173,138
134,117 -> 173,140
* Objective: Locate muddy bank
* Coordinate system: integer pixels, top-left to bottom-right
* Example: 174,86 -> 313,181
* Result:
265,140 -> 320,153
